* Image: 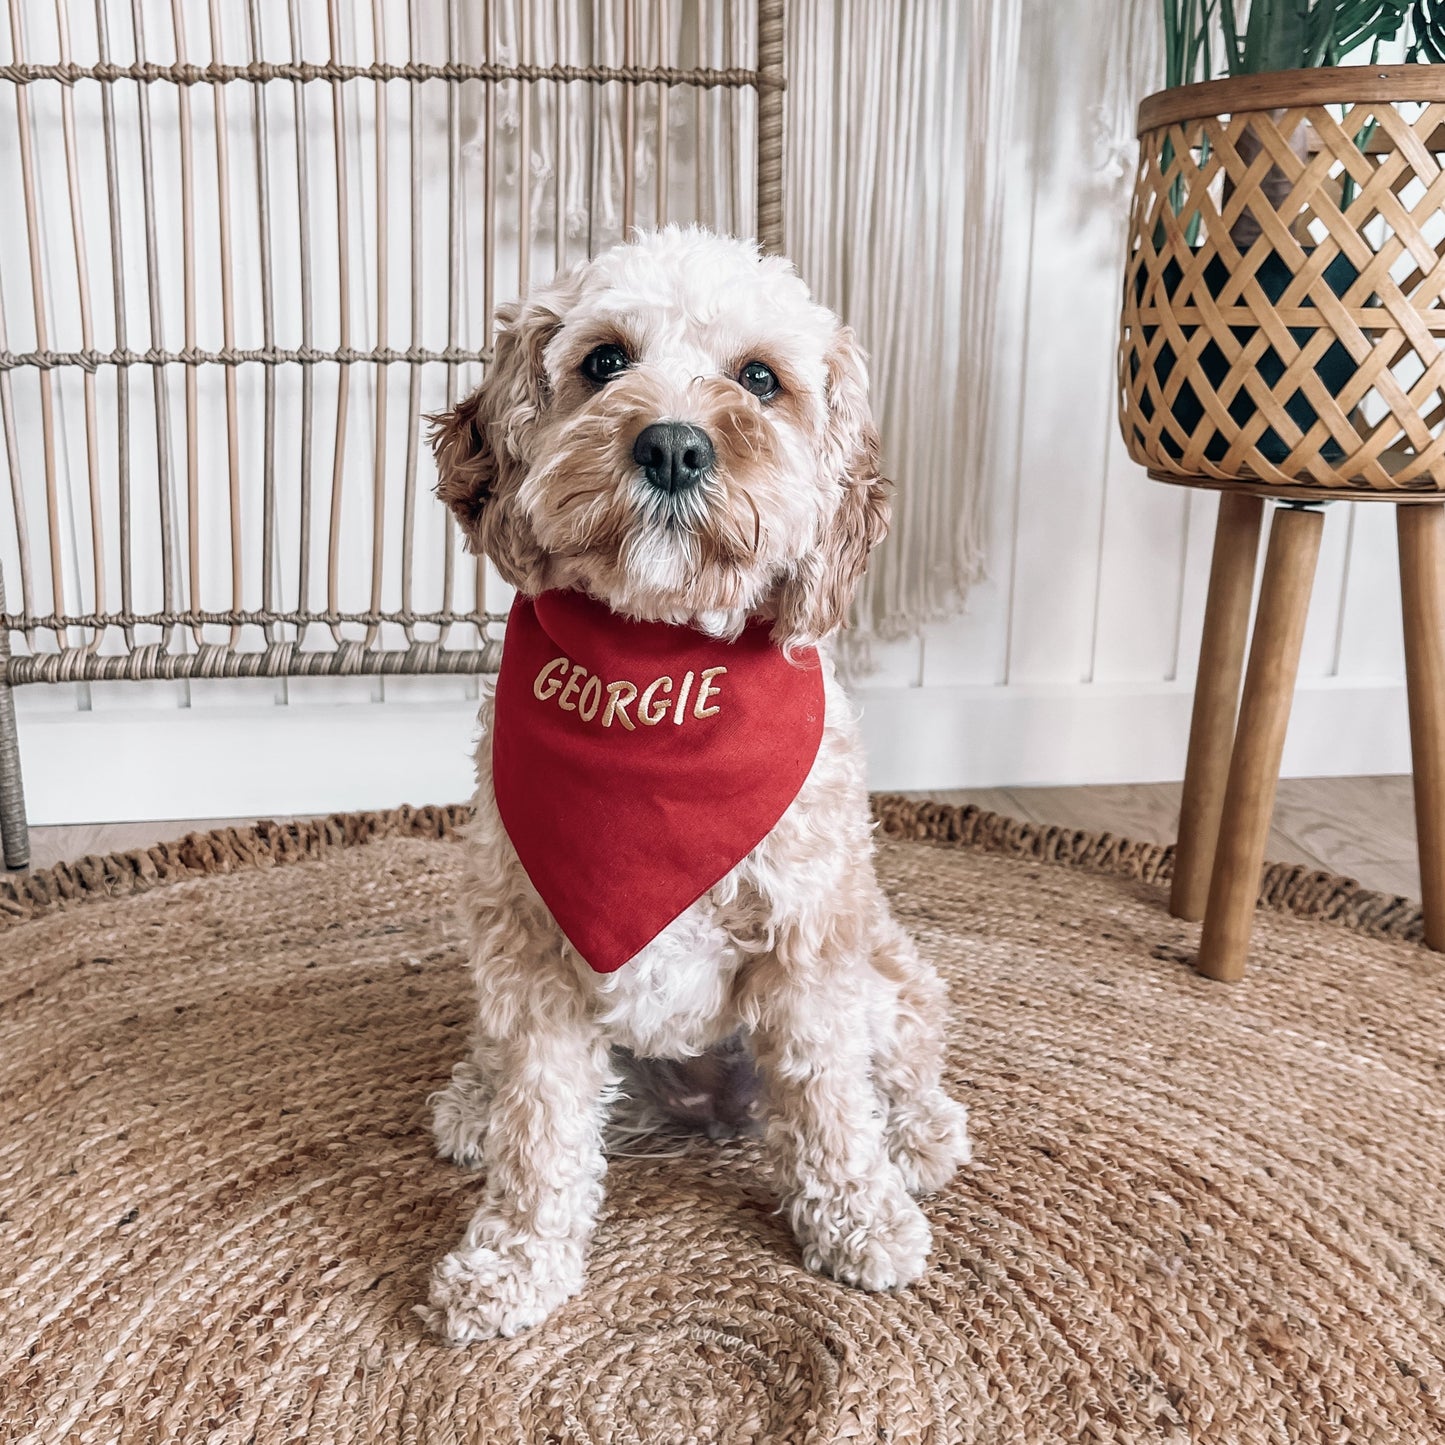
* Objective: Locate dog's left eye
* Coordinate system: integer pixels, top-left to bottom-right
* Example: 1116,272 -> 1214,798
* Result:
580,344 -> 631,384
737,360 -> 779,400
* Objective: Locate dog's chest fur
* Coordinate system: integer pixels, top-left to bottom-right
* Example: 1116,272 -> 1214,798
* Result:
585,902 -> 748,1057
468,657 -> 867,1062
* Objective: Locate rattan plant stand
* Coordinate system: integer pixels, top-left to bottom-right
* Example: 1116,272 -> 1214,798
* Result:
1120,66 -> 1445,981
0,0 -> 787,874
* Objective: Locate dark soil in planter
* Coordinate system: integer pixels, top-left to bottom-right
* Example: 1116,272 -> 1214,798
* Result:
1132,249 -> 1361,466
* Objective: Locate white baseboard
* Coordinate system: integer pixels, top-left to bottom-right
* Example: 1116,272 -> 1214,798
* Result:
853,677 -> 1413,791
11,678 -> 1413,825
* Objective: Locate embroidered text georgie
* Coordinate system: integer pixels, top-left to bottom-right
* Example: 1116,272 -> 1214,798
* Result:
531,654 -> 727,729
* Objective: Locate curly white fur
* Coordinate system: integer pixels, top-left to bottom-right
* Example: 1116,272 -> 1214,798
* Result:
419,227 -> 971,1345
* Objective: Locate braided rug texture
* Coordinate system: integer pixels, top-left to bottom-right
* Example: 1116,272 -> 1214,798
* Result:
2,798 -> 1442,1443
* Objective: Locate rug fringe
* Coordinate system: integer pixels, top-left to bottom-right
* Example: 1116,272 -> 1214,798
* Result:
870,796 -> 1426,946
2,795 -> 1426,947
0,804 -> 471,930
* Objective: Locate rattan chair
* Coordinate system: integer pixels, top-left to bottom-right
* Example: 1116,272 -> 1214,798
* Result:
0,0 -> 786,871
1120,67 -> 1445,980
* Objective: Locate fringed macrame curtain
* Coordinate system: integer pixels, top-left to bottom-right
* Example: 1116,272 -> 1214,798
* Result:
786,0 -> 1021,651
1101,0 -> 1163,174
458,2 -> 756,269
457,0 -> 1023,648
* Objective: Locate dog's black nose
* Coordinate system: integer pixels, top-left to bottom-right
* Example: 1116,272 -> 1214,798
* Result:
632,422 -> 715,494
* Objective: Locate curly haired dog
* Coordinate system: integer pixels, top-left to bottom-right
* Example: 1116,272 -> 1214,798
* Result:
421,226 -> 971,1344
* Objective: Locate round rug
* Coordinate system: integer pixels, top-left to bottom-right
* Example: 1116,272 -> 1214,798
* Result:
1,800 -> 1442,1444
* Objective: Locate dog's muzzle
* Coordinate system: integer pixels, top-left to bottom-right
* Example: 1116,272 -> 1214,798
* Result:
632,422 -> 715,495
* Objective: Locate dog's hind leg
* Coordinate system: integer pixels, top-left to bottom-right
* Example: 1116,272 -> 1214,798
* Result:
866,905 -> 972,1197
430,1049 -> 499,1170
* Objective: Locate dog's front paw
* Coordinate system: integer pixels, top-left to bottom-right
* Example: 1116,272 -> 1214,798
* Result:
430,1059 -> 494,1170
418,1239 -> 583,1344
791,1174 -> 932,1292
886,1089 -> 972,1196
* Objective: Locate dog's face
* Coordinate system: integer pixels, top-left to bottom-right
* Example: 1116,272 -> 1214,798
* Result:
431,227 -> 890,646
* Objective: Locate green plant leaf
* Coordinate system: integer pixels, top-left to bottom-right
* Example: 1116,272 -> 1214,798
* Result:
1242,0 -> 1309,72
1194,0 -> 1413,76
1219,0 -> 1244,73
1328,0 -> 1409,61
1409,0 -> 1445,61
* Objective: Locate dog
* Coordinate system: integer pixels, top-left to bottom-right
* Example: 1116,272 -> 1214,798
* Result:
420,226 -> 971,1344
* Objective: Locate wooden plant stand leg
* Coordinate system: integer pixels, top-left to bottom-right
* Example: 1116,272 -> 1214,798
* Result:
1196,505 -> 1324,982
1398,502 -> 1445,952
1171,493 -> 1265,921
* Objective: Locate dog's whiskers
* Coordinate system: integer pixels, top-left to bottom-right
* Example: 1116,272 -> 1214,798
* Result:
740,488 -> 762,553
728,413 -> 762,462
559,488 -> 601,511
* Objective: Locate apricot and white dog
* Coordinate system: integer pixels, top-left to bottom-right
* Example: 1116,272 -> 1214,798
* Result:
421,226 -> 970,1344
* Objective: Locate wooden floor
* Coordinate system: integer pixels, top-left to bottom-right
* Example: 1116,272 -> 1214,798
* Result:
15,776 -> 1423,900
904,777 -> 1420,900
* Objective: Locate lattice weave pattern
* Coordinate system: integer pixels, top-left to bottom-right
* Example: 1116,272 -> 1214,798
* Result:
1119,75 -> 1445,492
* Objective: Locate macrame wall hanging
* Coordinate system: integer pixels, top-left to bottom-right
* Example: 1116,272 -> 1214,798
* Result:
457,2 -> 756,282
786,0 -> 1021,652
461,0 -> 1023,653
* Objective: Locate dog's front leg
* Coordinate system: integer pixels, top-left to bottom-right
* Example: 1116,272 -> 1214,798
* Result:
421,1017 -> 615,1343
747,940 -> 933,1292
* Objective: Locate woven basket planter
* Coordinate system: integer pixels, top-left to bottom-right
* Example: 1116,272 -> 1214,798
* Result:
1119,66 -> 1445,496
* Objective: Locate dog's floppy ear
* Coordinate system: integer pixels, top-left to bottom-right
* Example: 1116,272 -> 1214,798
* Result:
430,385 -> 495,541
773,325 -> 892,648
429,269 -> 580,588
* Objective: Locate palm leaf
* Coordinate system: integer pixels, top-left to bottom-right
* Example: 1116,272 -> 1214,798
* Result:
1409,0 -> 1445,61
1321,0 -> 1410,64
1208,1 -> 1412,75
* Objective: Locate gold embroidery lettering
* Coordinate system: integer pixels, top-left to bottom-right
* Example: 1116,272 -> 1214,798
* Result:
639,675 -> 674,725
534,656 -> 570,701
557,663 -> 587,711
673,670 -> 695,725
602,680 -> 638,730
535,657 -> 728,728
694,666 -> 727,718
578,674 -> 603,722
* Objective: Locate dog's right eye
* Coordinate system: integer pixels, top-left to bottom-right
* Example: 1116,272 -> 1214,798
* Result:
580,344 -> 631,385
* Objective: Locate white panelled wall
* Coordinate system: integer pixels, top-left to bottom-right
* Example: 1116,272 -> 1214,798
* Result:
12,0 -> 1413,824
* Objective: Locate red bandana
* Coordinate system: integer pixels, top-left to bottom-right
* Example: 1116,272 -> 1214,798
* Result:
491,590 -> 825,973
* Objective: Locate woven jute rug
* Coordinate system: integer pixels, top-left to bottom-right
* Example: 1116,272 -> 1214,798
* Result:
2,799 -> 1442,1444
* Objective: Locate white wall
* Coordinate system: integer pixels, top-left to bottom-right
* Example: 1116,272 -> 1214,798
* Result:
8,0 -> 1414,824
